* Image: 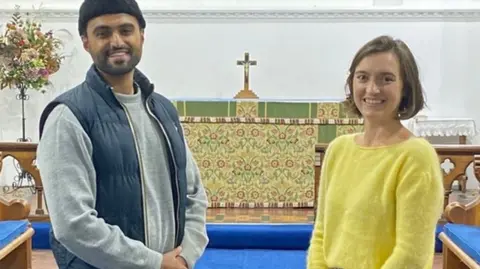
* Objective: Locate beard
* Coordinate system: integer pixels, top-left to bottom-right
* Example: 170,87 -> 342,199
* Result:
94,46 -> 141,76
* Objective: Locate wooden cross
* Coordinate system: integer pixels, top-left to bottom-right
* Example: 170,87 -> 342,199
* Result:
235,52 -> 258,99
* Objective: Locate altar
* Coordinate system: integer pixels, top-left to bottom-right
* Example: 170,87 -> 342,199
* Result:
173,98 -> 363,208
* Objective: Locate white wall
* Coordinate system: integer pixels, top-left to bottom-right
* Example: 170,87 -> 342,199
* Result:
3,0 -> 480,9
0,0 -> 479,187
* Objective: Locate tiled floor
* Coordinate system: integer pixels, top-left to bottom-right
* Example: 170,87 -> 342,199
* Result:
207,207 -> 315,223
33,250 -> 56,269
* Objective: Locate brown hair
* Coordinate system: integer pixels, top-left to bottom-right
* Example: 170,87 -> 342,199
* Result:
344,35 -> 425,120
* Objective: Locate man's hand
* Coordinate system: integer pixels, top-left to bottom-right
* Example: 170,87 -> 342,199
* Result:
161,247 -> 187,269
177,255 -> 188,268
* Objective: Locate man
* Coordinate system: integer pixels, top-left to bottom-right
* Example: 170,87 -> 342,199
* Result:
36,0 -> 209,268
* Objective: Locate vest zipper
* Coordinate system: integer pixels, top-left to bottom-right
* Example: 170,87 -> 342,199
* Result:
145,96 -> 181,246
119,102 -> 150,248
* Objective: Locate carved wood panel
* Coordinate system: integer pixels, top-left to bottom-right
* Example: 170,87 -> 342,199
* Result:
0,142 -> 45,219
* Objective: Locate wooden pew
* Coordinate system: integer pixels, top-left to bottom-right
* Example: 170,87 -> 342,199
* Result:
0,198 -> 35,269
440,166 -> 480,269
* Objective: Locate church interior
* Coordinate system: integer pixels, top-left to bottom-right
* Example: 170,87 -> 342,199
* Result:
1,0 -> 480,268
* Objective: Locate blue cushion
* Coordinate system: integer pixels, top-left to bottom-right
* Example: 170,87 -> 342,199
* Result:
195,248 -> 306,268
435,223 -> 444,252
0,220 -> 29,249
31,222 -> 51,249
29,221 -> 446,253
444,223 -> 480,263
206,224 -> 313,250
30,223 -> 315,250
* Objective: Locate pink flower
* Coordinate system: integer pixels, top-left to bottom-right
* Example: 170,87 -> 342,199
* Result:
38,68 -> 49,78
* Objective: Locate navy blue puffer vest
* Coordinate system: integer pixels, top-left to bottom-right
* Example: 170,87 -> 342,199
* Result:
38,65 -> 187,269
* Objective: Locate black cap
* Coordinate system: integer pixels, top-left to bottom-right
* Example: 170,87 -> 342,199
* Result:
78,0 -> 146,36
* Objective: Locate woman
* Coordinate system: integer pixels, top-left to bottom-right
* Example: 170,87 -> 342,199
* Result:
307,35 -> 444,269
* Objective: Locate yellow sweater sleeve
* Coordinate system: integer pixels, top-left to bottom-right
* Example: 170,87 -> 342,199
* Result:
381,168 -> 443,268
307,147 -> 331,269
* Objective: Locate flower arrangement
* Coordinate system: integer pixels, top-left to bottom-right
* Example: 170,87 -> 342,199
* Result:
0,5 -> 64,92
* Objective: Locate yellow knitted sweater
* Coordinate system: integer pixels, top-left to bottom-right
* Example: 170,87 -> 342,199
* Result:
307,134 -> 444,269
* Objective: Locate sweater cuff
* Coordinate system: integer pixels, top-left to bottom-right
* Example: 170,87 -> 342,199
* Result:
146,251 -> 163,269
179,248 -> 198,269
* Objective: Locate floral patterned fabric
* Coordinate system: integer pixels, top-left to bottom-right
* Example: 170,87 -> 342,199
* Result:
176,100 -> 363,208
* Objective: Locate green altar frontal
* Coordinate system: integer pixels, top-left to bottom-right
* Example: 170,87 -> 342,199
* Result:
172,99 -> 363,208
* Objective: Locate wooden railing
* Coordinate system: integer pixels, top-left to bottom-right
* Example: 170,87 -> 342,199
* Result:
315,144 -> 480,222
1,141 -> 479,222
0,198 -> 31,221
0,142 -> 47,221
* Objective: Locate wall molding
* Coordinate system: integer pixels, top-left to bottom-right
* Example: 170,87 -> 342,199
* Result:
0,7 -> 479,22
